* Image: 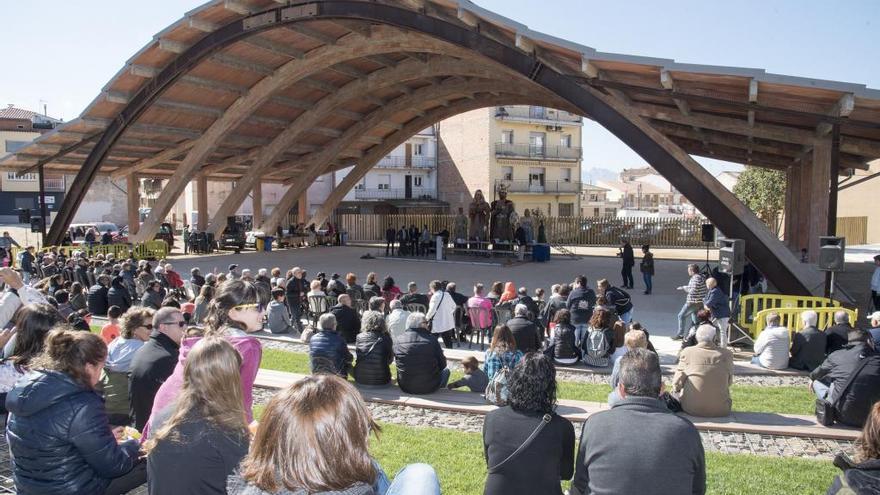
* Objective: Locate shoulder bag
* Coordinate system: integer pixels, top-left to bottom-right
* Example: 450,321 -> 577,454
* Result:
487,413 -> 552,474
816,353 -> 871,426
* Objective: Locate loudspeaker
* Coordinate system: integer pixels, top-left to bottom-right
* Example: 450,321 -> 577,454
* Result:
701,224 -> 715,243
818,237 -> 846,272
718,238 -> 745,275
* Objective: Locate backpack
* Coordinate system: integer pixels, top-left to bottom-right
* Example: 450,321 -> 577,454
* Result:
583,328 -> 611,367
485,354 -> 514,406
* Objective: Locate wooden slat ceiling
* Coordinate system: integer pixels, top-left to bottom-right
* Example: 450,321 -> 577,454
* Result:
3,0 -> 879,182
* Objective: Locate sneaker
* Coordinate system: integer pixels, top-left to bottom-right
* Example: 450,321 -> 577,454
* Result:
670,335 -> 683,341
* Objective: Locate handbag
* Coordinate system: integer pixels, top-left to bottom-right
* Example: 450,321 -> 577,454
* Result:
815,352 -> 871,427
487,413 -> 552,474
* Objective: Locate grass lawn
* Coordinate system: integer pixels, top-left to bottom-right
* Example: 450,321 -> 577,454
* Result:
260,348 -> 815,415
371,422 -> 838,495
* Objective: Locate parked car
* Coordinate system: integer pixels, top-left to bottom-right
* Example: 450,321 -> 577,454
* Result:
69,222 -> 124,244
221,218 -> 246,251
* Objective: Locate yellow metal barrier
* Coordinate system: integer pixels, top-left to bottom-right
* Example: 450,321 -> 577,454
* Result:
753,307 -> 859,337
9,240 -> 169,268
734,293 -> 841,337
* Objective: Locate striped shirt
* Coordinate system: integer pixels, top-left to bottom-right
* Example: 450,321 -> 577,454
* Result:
685,274 -> 708,304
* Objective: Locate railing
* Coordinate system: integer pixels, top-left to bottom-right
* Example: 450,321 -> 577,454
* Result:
44,176 -> 65,191
495,179 -> 581,194
836,216 -> 867,245
495,106 -> 582,123
374,155 -> 436,169
339,214 -> 709,247
354,187 -> 436,200
10,240 -> 168,269
495,143 -> 582,161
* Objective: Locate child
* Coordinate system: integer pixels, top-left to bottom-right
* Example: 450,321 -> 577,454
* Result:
447,356 -> 489,393
267,288 -> 296,335
101,306 -> 122,343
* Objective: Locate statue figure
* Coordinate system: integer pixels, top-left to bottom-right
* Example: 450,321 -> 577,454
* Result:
490,186 -> 515,243
468,190 -> 490,241
453,207 -> 468,243
519,209 -> 535,244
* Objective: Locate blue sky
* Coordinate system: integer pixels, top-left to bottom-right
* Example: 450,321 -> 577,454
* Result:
2,1 -> 878,178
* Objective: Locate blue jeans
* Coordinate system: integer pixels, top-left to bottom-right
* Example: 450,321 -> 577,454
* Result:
677,302 -> 701,337
574,323 -> 589,347
643,273 -> 652,293
375,463 -> 441,495
812,380 -> 833,401
618,310 -> 633,325
439,368 -> 451,389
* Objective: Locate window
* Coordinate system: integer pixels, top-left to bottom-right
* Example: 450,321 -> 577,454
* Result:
560,134 -> 572,148
529,106 -> 545,119
593,207 -> 600,217
501,130 -> 514,144
558,203 -> 574,216
6,172 -> 38,181
4,141 -> 29,153
413,143 -> 423,155
377,174 -> 391,189
529,132 -> 545,156
560,168 -> 572,183
528,167 -> 545,187
414,176 -> 423,187
501,166 -> 513,181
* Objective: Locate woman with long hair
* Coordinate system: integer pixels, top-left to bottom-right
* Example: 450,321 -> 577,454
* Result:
69,281 -> 87,311
192,284 -> 214,325
487,281 -> 504,304
381,276 -> 401,306
6,329 -> 144,494
363,272 -> 381,297
828,401 -> 880,493
145,337 -> 250,494
146,280 -> 266,437
228,374 -> 440,495
0,304 -> 64,393
483,325 -> 523,381
583,308 -> 615,367
498,282 -> 517,305
545,309 -> 580,365
482,353 -> 574,495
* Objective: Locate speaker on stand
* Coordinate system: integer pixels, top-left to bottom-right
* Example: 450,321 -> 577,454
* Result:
818,236 -> 845,299
700,224 -> 715,275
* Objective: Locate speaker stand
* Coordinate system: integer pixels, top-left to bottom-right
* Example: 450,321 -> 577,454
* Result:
700,242 -> 712,276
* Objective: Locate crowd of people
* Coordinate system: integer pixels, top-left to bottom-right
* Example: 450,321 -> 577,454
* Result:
0,241 -> 878,494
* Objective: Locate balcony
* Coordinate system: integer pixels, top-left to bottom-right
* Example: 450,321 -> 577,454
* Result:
373,155 -> 436,169
354,187 -> 437,200
44,176 -> 66,192
494,106 -> 582,124
495,143 -> 582,161
495,179 -> 582,194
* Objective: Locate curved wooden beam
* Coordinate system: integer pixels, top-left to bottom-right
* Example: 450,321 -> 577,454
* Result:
204,57 -> 519,235
131,26 -> 461,242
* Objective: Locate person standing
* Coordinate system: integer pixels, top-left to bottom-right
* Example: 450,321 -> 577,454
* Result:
18,246 -> 35,285
872,254 -> 880,312
640,244 -> 654,295
426,280 -> 457,348
567,275 -> 597,346
674,264 -> 707,341
703,277 -> 731,347
619,241 -> 634,289
385,224 -> 396,256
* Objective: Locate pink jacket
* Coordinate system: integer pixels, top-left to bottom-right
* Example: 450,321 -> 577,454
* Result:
467,295 -> 494,329
142,334 -> 262,438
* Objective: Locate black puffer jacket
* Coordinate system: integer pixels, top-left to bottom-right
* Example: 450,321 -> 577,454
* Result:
550,323 -> 579,361
5,370 -> 139,495
107,277 -> 132,312
827,455 -> 880,495
308,330 -> 353,377
811,344 -> 880,427
392,327 -> 446,394
354,331 -> 394,386
87,283 -> 110,316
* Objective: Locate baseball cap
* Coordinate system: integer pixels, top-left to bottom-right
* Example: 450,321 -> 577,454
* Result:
868,311 -> 880,321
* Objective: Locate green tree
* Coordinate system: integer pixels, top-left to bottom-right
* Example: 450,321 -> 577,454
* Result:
732,166 -> 786,233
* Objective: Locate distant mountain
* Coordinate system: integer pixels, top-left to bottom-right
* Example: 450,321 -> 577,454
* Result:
582,167 -> 618,184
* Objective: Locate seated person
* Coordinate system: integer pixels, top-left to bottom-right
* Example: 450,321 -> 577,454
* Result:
399,281 -> 429,309
353,311 -> 394,387
827,401 -> 880,494
867,311 -> 880,347
392,312 -> 450,394
672,324 -> 734,417
752,312 -> 790,370
330,294 -> 361,344
507,304 -> 541,353
101,305 -> 123,344
266,288 -> 296,335
545,309 -> 581,365
811,329 -> 880,427
826,310 -> 855,354
308,313 -> 353,377
447,356 -> 489,392
386,299 -> 410,340
607,329 -> 649,406
789,310 -> 827,372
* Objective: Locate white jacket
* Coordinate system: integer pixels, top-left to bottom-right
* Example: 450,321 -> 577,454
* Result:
754,325 -> 790,370
1,286 -> 48,358
426,290 -> 457,333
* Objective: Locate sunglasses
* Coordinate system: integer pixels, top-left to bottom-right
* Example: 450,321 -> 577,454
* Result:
160,321 -> 186,328
233,303 -> 266,312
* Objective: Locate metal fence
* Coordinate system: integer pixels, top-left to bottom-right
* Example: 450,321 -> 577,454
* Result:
340,214 -> 708,247
836,216 -> 868,245
494,143 -> 582,160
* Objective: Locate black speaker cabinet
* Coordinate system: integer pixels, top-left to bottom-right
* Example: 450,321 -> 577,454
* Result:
818,236 -> 845,272
701,224 -> 715,243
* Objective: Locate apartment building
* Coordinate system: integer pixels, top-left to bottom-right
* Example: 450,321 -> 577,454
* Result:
437,105 -> 582,216
581,183 -> 619,218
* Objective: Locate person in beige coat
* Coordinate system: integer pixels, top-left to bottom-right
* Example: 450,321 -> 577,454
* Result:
673,324 -> 734,417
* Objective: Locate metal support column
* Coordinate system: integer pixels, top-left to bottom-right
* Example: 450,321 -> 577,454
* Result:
37,165 -> 48,246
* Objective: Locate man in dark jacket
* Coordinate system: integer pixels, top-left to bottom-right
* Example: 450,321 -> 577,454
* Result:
107,276 -> 132,313
285,268 -> 308,332
18,246 -> 35,284
572,348 -> 706,495
598,279 -> 633,324
353,310 -> 394,386
101,229 -> 114,245
789,310 -> 827,372
811,329 -> 880,427
567,275 -> 596,345
393,312 -> 449,394
399,282 -> 430,309
446,282 -> 469,307
619,241 -> 635,289
189,268 -> 205,296
703,277 -> 731,347
826,311 -> 854,354
385,224 -> 396,256
87,275 -> 111,316
330,294 -> 361,344
396,226 -> 408,256
141,281 -> 164,310
308,313 -> 353,377
507,304 -> 542,353
512,286 -> 540,320
129,307 -> 183,431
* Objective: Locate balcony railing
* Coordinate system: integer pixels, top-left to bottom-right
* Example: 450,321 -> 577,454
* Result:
44,176 -> 66,192
373,155 -> 436,169
494,106 -> 582,124
495,143 -> 582,161
354,187 -> 437,200
495,180 -> 582,194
